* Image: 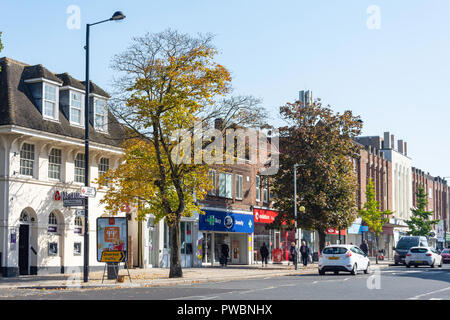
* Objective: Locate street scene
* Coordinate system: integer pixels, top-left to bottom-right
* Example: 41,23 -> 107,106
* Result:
1,0 -> 450,310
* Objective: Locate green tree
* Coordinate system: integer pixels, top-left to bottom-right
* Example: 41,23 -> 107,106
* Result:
406,186 -> 438,237
358,179 -> 392,264
272,99 -> 363,251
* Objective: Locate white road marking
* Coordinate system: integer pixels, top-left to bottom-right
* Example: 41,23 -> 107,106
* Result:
408,286 -> 450,300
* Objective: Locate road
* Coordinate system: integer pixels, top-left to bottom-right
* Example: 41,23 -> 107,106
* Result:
2,265 -> 450,300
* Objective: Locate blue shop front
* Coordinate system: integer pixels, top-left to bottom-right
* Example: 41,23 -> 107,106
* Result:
199,209 -> 254,266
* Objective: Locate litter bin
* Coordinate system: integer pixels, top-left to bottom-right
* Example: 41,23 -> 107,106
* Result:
312,252 -> 319,262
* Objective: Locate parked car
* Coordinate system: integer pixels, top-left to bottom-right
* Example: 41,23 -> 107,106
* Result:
318,245 -> 370,275
441,249 -> 450,263
394,236 -> 428,265
405,247 -> 443,268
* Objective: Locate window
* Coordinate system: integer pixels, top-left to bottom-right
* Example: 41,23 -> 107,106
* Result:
74,153 -> 85,183
208,170 -> 217,195
74,216 -> 83,235
43,83 -> 58,120
236,174 -> 243,200
20,143 -> 35,176
256,175 -> 261,202
48,242 -> 58,256
74,242 -> 82,255
94,98 -> 108,132
263,177 -> 269,203
48,212 -> 58,233
70,91 -> 83,126
48,148 -> 62,180
219,172 -> 233,198
98,158 -> 109,177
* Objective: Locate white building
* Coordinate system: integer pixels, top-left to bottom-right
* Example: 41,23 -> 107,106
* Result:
380,132 -> 412,243
0,57 -> 130,276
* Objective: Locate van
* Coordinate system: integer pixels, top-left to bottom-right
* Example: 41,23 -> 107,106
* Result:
394,236 -> 428,265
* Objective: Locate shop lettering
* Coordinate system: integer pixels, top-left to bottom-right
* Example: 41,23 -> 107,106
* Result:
177,304 -> 211,318
222,304 -> 272,315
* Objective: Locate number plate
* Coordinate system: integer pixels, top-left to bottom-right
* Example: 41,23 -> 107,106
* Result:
328,257 -> 340,260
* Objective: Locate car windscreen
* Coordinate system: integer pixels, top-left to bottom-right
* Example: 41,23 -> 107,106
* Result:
410,248 -> 428,253
322,247 -> 348,255
442,249 -> 450,253
396,238 -> 419,250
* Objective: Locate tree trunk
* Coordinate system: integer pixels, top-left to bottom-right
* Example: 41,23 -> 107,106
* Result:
169,220 -> 183,278
318,230 -> 326,253
375,235 -> 379,265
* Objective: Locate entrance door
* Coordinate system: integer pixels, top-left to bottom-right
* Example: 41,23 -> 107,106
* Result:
19,224 -> 29,275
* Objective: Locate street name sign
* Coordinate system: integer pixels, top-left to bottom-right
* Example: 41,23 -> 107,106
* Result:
81,186 -> 97,198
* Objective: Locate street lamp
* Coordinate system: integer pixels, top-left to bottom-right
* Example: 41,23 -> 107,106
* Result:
83,11 -> 126,283
294,164 -> 306,270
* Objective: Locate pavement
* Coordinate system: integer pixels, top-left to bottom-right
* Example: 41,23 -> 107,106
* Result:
0,259 -> 392,290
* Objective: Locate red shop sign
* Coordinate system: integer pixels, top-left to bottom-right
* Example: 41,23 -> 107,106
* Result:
326,228 -> 346,236
253,208 -> 278,224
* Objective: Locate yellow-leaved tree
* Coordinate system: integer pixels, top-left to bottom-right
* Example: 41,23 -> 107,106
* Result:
99,29 -> 232,278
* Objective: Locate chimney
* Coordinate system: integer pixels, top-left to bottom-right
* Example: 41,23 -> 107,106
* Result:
383,132 -> 391,149
398,140 -> 404,154
391,134 -> 395,151
404,142 -> 407,156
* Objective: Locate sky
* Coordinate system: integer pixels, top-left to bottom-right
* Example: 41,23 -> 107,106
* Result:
1,0 -> 450,177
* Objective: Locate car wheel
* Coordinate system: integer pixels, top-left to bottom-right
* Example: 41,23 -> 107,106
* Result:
319,269 -> 325,275
439,259 -> 443,268
406,263 -> 411,268
414,264 -> 418,268
351,264 -> 357,275
334,271 -> 339,275
431,260 -> 435,268
364,262 -> 370,274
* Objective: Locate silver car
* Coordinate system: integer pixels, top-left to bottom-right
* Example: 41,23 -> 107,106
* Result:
405,247 -> 443,268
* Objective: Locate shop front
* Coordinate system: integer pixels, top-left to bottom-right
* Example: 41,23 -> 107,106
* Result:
325,228 -> 347,245
199,209 -> 253,266
253,208 -> 279,263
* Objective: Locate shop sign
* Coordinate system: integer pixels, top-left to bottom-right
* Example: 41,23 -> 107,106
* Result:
199,210 -> 254,233
62,192 -> 86,207
347,223 -> 369,235
97,217 -> 128,262
325,228 -> 346,235
253,208 -> 278,224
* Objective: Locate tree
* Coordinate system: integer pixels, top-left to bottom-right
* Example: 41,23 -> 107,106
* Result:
272,99 -> 362,252
406,186 -> 439,237
0,32 -> 4,72
102,29 -> 232,278
358,179 -> 392,264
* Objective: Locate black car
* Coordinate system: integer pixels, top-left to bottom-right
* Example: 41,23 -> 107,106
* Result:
394,236 -> 428,265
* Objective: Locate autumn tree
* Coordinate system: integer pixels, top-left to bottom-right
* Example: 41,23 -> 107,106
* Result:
272,99 -> 362,252
101,29 -> 233,278
406,186 -> 438,237
358,179 -> 392,264
0,32 -> 3,72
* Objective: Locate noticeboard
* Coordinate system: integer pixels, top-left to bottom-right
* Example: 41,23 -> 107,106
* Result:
97,217 -> 128,263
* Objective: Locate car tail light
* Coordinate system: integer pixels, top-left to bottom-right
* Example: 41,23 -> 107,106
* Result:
426,253 -> 432,256
346,251 -> 352,257
406,253 -> 411,256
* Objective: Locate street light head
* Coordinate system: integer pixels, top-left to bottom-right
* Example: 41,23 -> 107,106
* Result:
111,11 -> 126,21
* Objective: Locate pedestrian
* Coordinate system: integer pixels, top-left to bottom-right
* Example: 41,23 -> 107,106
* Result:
260,242 -> 269,267
326,241 -> 331,247
360,240 -> 368,256
221,242 -> 229,267
300,241 -> 310,267
289,242 -> 297,268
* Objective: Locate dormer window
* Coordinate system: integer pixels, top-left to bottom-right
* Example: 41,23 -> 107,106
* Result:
70,91 -> 84,126
43,82 -> 59,120
94,98 -> 107,132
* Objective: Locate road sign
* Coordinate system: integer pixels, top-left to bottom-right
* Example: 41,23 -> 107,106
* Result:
100,250 -> 126,263
75,209 -> 85,217
81,186 -> 97,197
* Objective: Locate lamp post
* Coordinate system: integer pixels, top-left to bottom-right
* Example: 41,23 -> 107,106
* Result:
83,11 -> 126,283
443,177 -> 450,249
294,164 -> 306,270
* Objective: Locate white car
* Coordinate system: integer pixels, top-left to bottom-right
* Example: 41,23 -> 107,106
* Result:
405,247 -> 443,268
318,245 -> 370,275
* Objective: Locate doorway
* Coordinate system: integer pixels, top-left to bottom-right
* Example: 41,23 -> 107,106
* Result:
19,224 -> 29,275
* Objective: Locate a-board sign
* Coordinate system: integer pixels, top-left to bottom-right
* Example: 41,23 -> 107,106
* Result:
97,217 -> 128,263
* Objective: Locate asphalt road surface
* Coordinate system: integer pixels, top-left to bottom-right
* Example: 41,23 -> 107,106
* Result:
3,264 -> 450,300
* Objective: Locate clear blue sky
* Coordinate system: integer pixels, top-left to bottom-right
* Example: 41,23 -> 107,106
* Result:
2,0 -> 450,177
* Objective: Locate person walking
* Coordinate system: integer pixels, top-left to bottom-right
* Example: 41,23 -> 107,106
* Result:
260,242 -> 269,267
221,242 -> 229,267
360,240 -> 368,256
289,242 -> 297,268
300,241 -> 310,267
